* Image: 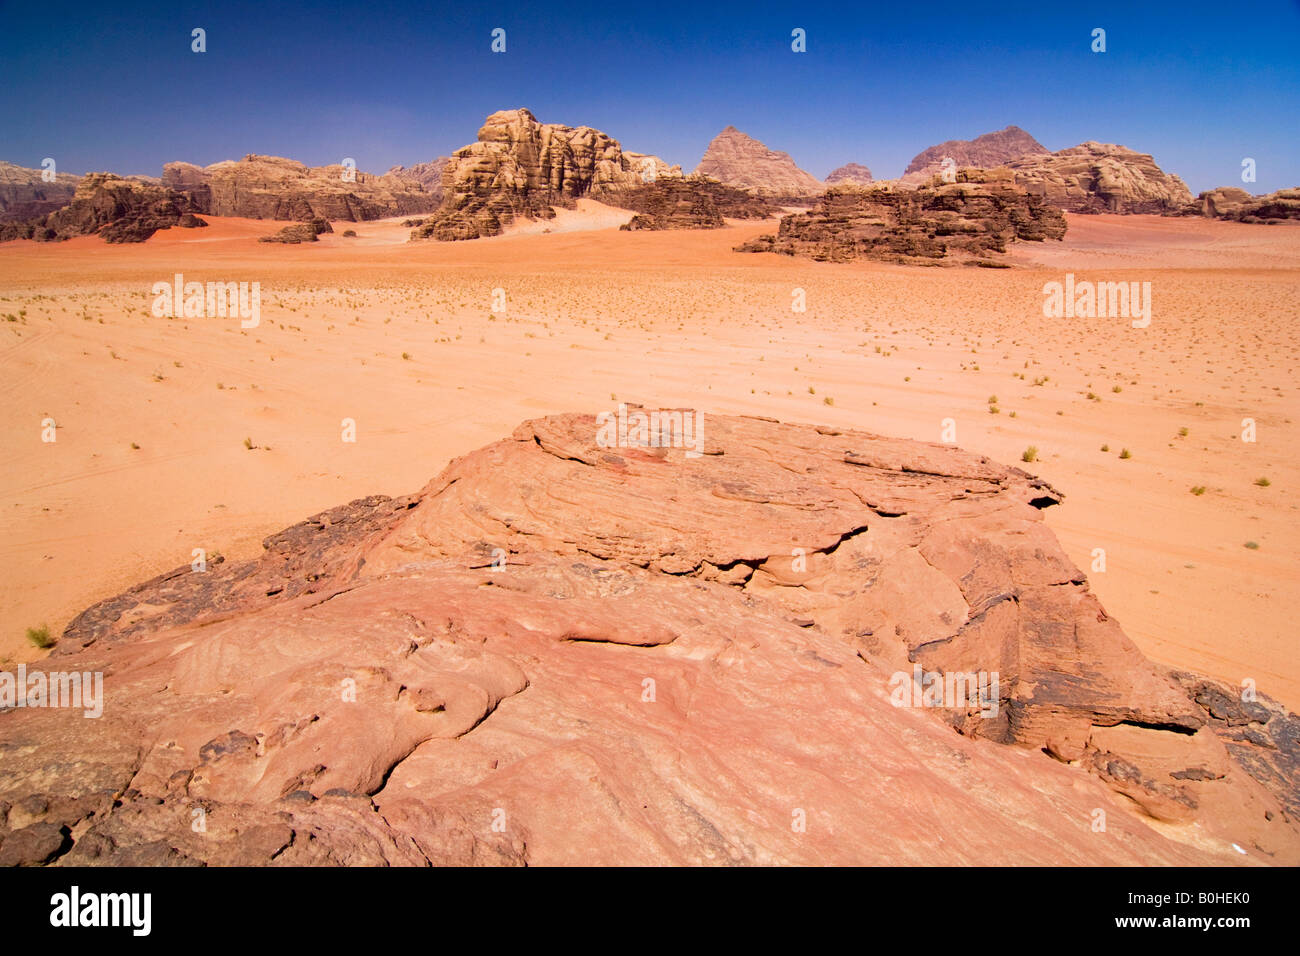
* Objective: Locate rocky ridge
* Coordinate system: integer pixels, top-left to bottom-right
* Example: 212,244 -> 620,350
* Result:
738,169 -> 1066,263
0,173 -> 207,243
901,125 -> 1049,184
1005,142 -> 1194,214
825,163 -> 874,185
2,412 -> 1295,866
694,126 -> 824,198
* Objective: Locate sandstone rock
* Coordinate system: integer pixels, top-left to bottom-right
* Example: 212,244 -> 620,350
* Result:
902,125 -> 1048,184
694,126 -> 824,198
1199,186 -> 1300,222
164,155 -> 438,222
414,108 -> 682,241
596,177 -> 781,231
20,173 -> 207,243
386,157 -> 450,206
1005,142 -> 1194,214
738,169 -> 1066,263
4,413 -> 1294,865
0,161 -> 79,222
257,217 -> 334,244
825,162 -> 874,185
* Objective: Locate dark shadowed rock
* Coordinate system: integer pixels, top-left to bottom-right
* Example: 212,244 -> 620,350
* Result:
596,177 -> 782,230
257,218 -> 334,244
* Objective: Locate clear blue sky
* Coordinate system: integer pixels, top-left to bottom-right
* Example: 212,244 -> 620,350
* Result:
2,0 -> 1297,193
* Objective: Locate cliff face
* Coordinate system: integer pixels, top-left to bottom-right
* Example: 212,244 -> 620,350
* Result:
0,161 -> 80,223
3,412 -> 1295,865
413,108 -> 682,241
694,126 -> 824,197
1199,186 -> 1300,222
738,169 -> 1066,263
163,155 -> 439,222
0,173 -> 207,243
902,125 -> 1048,183
1005,142 -> 1195,214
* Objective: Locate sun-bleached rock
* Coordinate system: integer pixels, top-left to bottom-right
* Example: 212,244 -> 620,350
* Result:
825,162 -> 874,185
0,161 -> 80,223
1005,142 -> 1194,214
694,126 -> 824,198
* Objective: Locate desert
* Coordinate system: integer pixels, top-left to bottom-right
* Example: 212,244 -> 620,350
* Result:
2,4 -> 1299,878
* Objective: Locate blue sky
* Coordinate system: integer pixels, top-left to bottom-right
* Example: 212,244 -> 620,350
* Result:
2,0 -> 1297,193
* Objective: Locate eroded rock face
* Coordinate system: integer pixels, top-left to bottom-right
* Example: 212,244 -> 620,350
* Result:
414,108 -> 682,241
385,158 -> 450,206
694,126 -> 824,198
825,163 -> 874,185
0,161 -> 80,223
3,412 -> 1296,866
0,173 -> 208,243
596,177 -> 782,230
738,169 -> 1067,263
902,126 -> 1048,184
163,155 -> 438,222
1199,186 -> 1300,222
1005,142 -> 1194,214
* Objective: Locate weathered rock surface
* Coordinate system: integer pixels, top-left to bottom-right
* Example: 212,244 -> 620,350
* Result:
902,125 -> 1048,184
3,412 -> 1296,866
0,161 -> 80,223
385,158 -> 450,206
596,177 -> 781,230
413,109 -> 682,241
258,218 -> 334,244
738,169 -> 1066,264
163,155 -> 438,222
825,162 -> 874,185
1005,142 -> 1194,214
1198,186 -> 1300,222
694,126 -> 824,198
0,174 -> 208,243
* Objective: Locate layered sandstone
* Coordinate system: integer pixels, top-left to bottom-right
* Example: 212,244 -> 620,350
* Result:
413,108 -> 682,241
597,177 -> 781,230
386,158 -> 451,206
901,125 -> 1048,184
163,155 -> 438,222
738,169 -> 1066,263
694,126 -> 824,198
0,162 -> 80,223
0,173 -> 207,243
825,162 -> 874,185
1199,186 -> 1300,222
1005,142 -> 1194,214
2,412 -> 1295,866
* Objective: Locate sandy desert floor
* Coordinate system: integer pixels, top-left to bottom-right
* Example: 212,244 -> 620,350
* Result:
1,209 -> 1297,709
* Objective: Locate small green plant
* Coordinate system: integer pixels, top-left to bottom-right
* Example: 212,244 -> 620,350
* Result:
1100,444 -> 1109,452
243,437 -> 253,450
988,404 -> 1000,414
1178,427 -> 1189,437
987,395 -> 998,404
1244,541 -> 1260,550
401,352 -> 411,360
1255,477 -> 1271,487
26,625 -> 54,649
1190,486 -> 1206,495
1022,446 -> 1038,463
1112,385 -> 1122,393
1119,448 -> 1132,459
130,442 -> 140,450
823,396 -> 834,406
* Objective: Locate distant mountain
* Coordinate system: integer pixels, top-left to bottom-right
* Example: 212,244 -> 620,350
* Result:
1005,142 -> 1194,214
386,158 -> 451,205
694,126 -> 824,197
824,163 -> 874,185
902,126 -> 1048,183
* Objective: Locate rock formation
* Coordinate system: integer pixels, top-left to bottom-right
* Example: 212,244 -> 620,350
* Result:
412,108 -> 682,241
2,412 -> 1295,866
1005,142 -> 1194,214
0,162 -> 80,223
163,155 -> 438,222
738,169 -> 1066,264
902,126 -> 1048,184
825,163 -> 874,186
596,177 -> 781,230
258,218 -> 334,243
385,158 -> 451,206
0,173 -> 207,243
1198,186 -> 1300,222
694,126 -> 824,198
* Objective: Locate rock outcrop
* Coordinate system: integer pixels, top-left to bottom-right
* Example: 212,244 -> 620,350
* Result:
3,412 -> 1296,866
596,177 -> 781,230
738,169 -> 1066,264
258,218 -> 334,243
412,109 -> 682,241
163,155 -> 438,222
0,174 -> 208,243
825,163 -> 874,185
1198,186 -> 1300,222
1005,142 -> 1194,214
386,158 -> 451,206
902,126 -> 1049,184
0,162 -> 80,223
694,126 -> 824,198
